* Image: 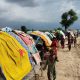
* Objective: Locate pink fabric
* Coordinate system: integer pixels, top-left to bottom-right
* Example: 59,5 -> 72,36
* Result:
18,33 -> 33,45
17,33 -> 34,54
32,52 -> 41,64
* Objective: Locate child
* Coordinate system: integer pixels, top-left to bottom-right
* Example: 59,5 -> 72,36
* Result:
43,49 -> 56,80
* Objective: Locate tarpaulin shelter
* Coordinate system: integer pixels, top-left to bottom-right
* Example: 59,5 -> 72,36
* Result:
59,30 -> 65,39
1,27 -> 12,32
45,32 -> 56,40
14,30 -> 41,64
0,31 -> 32,80
0,27 -> 41,80
56,30 -> 65,39
13,30 -> 41,79
30,31 -> 52,47
1,27 -> 36,65
8,32 -> 34,65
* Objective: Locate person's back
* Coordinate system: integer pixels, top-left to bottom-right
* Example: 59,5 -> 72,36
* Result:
51,37 -> 59,62
51,39 -> 57,48
60,36 -> 65,48
51,38 -> 58,56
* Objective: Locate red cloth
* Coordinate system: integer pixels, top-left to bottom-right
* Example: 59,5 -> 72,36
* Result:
51,39 -> 58,56
44,52 -> 49,60
49,54 -> 55,63
19,49 -> 25,57
51,40 -> 57,47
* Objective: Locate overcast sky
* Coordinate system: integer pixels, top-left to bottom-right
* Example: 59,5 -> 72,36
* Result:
0,0 -> 80,30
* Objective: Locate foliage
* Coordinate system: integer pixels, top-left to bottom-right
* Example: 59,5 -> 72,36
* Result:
60,9 -> 78,31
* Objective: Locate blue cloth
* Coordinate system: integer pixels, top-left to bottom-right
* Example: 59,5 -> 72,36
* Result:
8,32 -> 34,64
35,36 -> 40,44
31,44 -> 38,54
2,27 -> 12,32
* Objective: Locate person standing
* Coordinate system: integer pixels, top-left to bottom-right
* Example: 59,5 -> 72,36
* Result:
73,35 -> 77,47
51,37 -> 58,61
60,35 -> 65,49
67,32 -> 72,51
43,49 -> 57,80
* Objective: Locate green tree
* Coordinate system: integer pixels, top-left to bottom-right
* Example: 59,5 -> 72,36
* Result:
21,26 -> 27,33
60,9 -> 78,31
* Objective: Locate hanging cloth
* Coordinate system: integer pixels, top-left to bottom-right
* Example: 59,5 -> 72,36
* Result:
0,31 -> 32,80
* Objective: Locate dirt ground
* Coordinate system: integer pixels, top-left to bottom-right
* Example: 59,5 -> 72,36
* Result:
38,37 -> 80,80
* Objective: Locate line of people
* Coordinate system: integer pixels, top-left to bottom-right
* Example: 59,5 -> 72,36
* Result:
39,31 -> 77,80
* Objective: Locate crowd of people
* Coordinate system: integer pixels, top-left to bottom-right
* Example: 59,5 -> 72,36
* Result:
39,31 -> 78,80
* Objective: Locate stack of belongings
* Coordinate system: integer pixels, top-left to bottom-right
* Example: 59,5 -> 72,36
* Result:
30,31 -> 52,62
31,31 -> 52,47
0,27 -> 41,80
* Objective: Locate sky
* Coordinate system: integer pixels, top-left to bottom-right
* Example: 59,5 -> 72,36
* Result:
0,0 -> 80,30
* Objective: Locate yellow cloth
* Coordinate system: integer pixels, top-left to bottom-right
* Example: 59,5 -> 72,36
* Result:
31,31 -> 52,46
0,32 -> 32,80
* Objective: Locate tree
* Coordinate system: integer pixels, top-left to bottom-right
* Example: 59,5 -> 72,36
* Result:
21,26 -> 27,33
60,9 -> 78,31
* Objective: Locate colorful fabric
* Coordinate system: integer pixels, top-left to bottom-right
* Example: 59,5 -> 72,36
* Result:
32,52 -> 41,64
15,31 -> 37,53
9,32 -> 30,53
1,27 -> 12,32
51,39 -> 58,57
14,30 -> 41,64
0,32 -> 32,80
31,31 -> 52,47
14,30 -> 35,45
9,32 -> 35,64
14,30 -> 36,53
